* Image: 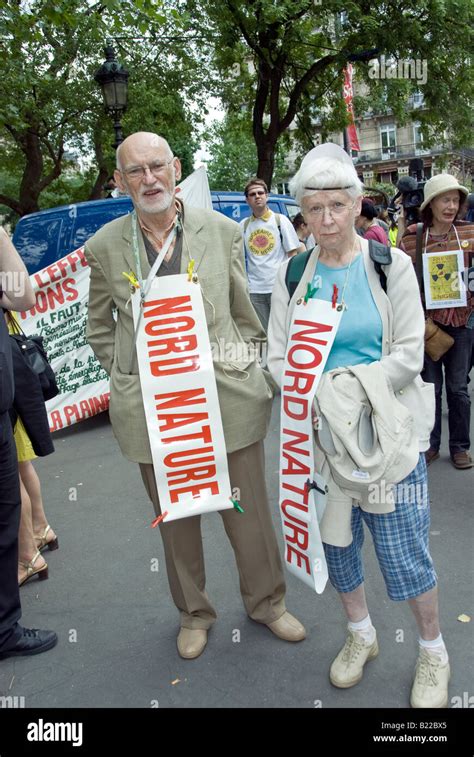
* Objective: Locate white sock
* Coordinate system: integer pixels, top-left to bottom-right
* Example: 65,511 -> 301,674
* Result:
348,614 -> 376,644
419,634 -> 449,664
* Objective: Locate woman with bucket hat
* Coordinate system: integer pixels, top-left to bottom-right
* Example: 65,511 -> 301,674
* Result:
401,174 -> 473,469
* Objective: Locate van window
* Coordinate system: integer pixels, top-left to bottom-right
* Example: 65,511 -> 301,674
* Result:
267,201 -> 283,214
13,216 -> 64,272
285,204 -> 301,221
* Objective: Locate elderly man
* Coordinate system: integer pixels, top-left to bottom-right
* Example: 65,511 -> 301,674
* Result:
85,132 -> 305,659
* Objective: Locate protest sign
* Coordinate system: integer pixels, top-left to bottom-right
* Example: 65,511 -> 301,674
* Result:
131,274 -> 233,521
423,249 -> 467,309
279,298 -> 342,593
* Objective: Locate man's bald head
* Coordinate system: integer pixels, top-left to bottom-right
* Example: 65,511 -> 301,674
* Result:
114,131 -> 181,216
116,132 -> 173,171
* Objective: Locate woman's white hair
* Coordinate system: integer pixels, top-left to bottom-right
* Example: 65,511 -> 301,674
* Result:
289,152 -> 364,205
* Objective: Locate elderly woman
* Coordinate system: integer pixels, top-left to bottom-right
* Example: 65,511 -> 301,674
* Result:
400,174 -> 473,469
267,143 -> 449,708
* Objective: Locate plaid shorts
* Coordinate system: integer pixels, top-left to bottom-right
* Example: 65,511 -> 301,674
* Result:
323,454 -> 438,601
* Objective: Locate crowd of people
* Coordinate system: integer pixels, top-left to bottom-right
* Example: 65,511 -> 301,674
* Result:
0,133 -> 472,711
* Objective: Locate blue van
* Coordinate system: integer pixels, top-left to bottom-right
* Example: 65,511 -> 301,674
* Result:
13,191 -> 300,274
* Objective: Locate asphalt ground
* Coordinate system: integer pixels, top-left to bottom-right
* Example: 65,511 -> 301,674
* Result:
0,382 -> 472,712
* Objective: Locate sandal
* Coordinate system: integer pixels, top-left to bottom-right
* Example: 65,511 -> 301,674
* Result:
19,551 -> 49,587
35,525 -> 59,552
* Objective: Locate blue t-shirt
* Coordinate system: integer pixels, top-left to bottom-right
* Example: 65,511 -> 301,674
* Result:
312,255 -> 383,372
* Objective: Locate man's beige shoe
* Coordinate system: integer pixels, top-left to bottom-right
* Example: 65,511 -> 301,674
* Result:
330,629 -> 379,688
177,628 -> 208,659
410,648 -> 450,708
266,611 -> 306,641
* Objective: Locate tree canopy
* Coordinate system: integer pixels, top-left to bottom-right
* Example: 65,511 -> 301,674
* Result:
1,0 -> 472,219
188,0 -> 473,185
0,0 -> 203,218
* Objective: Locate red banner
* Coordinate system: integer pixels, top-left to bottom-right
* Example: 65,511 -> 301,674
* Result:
343,64 -> 360,152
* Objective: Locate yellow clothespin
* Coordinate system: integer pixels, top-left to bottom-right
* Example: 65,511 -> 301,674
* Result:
187,259 -> 196,281
122,271 -> 140,290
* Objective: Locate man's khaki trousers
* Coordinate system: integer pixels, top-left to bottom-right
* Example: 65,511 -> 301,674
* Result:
140,439 -> 286,630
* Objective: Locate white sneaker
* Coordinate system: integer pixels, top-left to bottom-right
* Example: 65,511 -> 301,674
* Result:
410,648 -> 450,708
330,629 -> 379,688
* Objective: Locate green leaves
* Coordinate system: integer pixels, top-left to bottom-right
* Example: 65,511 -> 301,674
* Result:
1,0 -> 472,214
0,0 -> 205,216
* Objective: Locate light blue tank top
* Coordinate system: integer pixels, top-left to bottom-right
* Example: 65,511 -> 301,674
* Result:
312,255 -> 383,373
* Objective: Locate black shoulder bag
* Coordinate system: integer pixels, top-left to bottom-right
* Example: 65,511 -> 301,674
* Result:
7,313 -> 59,401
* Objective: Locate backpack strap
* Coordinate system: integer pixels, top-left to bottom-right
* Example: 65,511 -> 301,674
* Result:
284,250 -> 312,299
274,213 -> 283,247
414,221 -> 424,290
284,240 -> 392,300
368,239 -> 392,294
242,216 -> 252,270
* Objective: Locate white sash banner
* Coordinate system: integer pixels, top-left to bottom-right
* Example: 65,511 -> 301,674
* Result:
132,274 -> 233,522
279,298 -> 342,593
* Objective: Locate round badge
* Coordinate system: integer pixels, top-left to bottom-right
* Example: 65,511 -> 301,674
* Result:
248,228 -> 276,256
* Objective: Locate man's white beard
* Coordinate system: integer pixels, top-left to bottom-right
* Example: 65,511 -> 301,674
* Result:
136,186 -> 175,215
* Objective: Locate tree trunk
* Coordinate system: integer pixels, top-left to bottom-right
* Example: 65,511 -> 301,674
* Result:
10,126 -> 64,216
88,125 -> 111,200
88,167 -> 110,201
256,136 -> 276,188
17,129 -> 44,216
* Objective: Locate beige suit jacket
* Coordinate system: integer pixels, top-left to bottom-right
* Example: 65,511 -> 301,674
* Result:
84,204 -> 273,463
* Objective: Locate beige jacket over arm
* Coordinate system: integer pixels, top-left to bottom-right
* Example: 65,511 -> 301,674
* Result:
85,204 -> 273,464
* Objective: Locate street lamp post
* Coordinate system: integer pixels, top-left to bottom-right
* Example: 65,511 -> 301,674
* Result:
94,42 -> 129,149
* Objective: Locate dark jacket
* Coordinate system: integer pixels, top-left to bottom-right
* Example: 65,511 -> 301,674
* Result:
9,336 -> 54,457
0,308 -> 14,415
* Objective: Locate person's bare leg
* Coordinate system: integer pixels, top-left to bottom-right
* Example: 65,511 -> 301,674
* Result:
18,460 -> 56,545
408,587 -> 441,640
17,478 -> 46,583
338,583 -> 369,621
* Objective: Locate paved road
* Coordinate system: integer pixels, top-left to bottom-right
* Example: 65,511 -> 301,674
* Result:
0,385 -> 472,709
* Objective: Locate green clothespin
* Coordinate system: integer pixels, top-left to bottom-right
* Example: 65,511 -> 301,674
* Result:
230,497 -> 244,514
304,282 -> 318,304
